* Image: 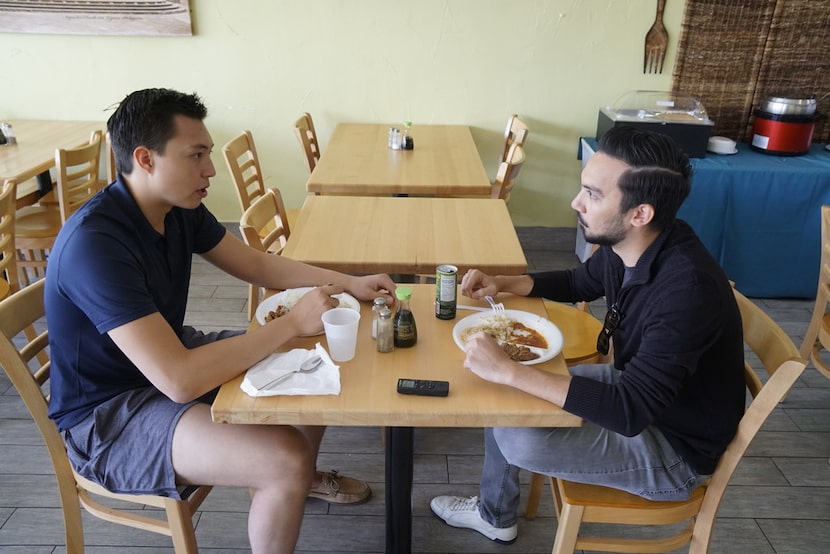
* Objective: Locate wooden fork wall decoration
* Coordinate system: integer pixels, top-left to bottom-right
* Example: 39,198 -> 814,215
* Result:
644,0 -> 668,73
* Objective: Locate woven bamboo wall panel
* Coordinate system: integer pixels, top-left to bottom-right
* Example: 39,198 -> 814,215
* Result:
751,1 -> 830,142
672,1 -> 775,142
672,0 -> 829,144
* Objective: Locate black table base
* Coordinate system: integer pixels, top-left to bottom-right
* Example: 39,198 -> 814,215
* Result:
385,426 -> 414,554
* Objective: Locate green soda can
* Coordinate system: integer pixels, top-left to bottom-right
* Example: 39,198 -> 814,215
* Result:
435,264 -> 457,320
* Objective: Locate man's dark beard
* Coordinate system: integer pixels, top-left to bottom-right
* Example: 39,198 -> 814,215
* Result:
579,215 -> 627,247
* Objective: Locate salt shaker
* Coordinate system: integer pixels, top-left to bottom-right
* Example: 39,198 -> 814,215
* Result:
376,307 -> 394,353
388,127 -> 401,150
371,297 -> 387,339
0,123 -> 16,146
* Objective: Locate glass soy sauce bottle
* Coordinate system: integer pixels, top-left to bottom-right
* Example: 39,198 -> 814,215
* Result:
393,287 -> 417,348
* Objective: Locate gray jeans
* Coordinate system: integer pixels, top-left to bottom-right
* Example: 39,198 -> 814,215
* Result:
478,363 -> 711,529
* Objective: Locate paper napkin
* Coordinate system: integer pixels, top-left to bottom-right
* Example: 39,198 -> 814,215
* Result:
241,342 -> 340,397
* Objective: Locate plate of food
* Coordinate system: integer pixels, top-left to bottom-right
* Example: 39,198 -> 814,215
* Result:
255,287 -> 361,333
452,309 -> 564,365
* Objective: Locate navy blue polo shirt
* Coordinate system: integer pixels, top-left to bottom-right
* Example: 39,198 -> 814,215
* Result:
46,177 -> 226,430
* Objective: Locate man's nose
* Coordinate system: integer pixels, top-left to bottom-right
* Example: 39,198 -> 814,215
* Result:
571,191 -> 584,212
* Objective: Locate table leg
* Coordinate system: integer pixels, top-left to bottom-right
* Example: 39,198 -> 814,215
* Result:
385,426 -> 414,554
36,170 -> 53,196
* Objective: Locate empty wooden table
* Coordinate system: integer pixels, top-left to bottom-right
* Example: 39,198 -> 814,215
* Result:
211,284 -> 581,553
306,123 -> 492,196
282,195 -> 527,276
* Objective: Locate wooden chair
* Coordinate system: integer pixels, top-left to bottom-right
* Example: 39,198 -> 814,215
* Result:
15,130 -> 102,285
799,204 -> 830,380
501,114 -> 529,164
491,143 -> 526,202
222,130 -> 268,212
54,129 -> 104,224
239,188 -> 291,320
293,112 -> 321,174
222,130 -> 299,228
525,287 -> 806,554
0,279 -> 212,553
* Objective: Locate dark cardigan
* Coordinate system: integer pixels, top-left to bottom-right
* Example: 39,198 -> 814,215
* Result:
530,220 -> 745,475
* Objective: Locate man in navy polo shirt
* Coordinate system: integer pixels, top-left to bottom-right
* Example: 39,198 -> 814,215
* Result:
46,88 -> 396,553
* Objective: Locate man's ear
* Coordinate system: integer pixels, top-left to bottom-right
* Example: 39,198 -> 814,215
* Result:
134,146 -> 154,174
630,203 -> 655,228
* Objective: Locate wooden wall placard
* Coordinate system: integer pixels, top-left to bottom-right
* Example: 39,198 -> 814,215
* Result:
0,0 -> 192,36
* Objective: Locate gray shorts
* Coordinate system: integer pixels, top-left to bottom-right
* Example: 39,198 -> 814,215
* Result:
61,327 -> 244,499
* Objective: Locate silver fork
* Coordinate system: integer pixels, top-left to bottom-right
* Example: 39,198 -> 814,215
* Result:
643,0 -> 668,74
484,295 -> 506,315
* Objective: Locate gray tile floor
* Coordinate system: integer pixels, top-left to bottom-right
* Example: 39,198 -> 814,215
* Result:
2,227 -> 830,553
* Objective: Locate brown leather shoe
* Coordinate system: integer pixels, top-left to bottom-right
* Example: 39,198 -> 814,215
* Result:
308,470 -> 372,504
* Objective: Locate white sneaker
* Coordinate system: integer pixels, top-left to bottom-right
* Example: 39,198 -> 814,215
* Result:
430,495 -> 518,543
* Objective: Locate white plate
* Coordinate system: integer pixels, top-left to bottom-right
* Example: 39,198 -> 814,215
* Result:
452,309 -> 564,365
255,287 -> 361,333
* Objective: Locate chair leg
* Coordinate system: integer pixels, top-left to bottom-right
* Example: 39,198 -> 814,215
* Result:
59,486 -> 85,554
550,476 -> 564,518
551,501 -> 584,554
526,472 -> 545,520
164,497 -> 199,554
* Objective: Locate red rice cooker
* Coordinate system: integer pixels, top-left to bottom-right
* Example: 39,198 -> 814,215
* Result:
751,96 -> 817,156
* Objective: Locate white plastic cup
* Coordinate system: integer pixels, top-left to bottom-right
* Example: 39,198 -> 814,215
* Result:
321,308 -> 361,362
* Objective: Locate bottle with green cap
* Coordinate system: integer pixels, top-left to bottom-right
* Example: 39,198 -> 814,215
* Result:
393,287 -> 417,347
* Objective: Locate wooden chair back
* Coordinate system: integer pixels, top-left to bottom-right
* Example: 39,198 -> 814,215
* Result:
525,288 -> 806,554
0,280 -> 212,553
105,131 -> 118,184
0,179 -> 17,294
55,130 -> 103,224
294,112 -> 321,174
239,188 -> 292,320
491,143 -> 525,202
222,130 -> 267,212
501,114 -> 529,164
799,204 -> 830,379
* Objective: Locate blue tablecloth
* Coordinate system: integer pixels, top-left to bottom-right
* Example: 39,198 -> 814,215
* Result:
579,139 -> 830,298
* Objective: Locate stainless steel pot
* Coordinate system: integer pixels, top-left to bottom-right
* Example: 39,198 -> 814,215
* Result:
761,96 -> 817,116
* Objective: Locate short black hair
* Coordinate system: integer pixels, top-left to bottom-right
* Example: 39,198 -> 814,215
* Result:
107,88 -> 207,176
598,126 -> 693,232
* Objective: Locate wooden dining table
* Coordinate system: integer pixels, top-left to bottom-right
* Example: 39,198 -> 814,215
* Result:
211,284 -> 581,553
282,195 -> 528,276
0,119 -> 105,207
306,123 -> 492,196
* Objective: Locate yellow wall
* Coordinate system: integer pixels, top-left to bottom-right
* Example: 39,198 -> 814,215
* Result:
0,0 -> 682,226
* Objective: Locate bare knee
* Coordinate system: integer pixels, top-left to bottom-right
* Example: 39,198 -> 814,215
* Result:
250,426 -> 314,493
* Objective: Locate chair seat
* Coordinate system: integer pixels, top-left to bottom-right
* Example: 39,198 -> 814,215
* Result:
16,205 -> 62,238
560,478 -> 706,513
543,300 -> 602,365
